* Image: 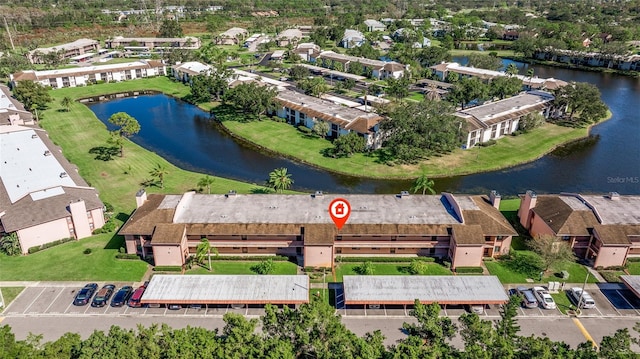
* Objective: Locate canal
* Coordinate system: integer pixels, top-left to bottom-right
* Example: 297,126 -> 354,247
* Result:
88,64 -> 640,195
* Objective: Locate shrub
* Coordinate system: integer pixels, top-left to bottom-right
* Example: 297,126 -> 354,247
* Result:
627,257 -> 640,262
116,253 -> 140,260
119,247 -> 126,254
482,257 -> 495,261
518,112 -> 545,133
93,218 -> 118,234
442,260 -> 451,269
303,266 -> 316,272
251,259 -> 275,275
83,248 -> 92,255
455,266 -> 484,274
297,125 -> 312,134
605,265 -> 626,271
478,139 -> 497,147
103,202 -> 115,213
354,261 -> 374,275
153,266 -> 182,272
599,271 -> 622,283
27,237 -> 75,254
407,260 -> 429,275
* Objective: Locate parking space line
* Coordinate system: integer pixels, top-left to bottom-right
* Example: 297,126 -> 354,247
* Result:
63,301 -> 73,314
615,290 -> 640,315
572,318 -> 598,349
383,305 -> 387,317
22,287 -> 47,314
43,289 -> 65,313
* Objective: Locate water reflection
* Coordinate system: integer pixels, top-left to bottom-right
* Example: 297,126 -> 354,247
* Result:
88,62 -> 640,195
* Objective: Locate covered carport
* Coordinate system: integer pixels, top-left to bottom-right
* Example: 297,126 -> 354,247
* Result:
342,275 -> 508,313
620,275 -> 640,298
141,275 -> 309,307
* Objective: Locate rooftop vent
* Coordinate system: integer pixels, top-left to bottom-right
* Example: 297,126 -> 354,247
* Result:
609,192 -> 620,200
44,150 -> 51,156
31,134 -> 38,139
225,190 -> 237,198
313,190 -> 323,198
59,172 -> 68,178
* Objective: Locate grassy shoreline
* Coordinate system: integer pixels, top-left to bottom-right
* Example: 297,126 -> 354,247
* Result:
39,77 -> 267,214
219,113 -> 609,180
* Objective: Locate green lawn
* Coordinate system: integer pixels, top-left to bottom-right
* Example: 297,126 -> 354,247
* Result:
1,287 -> 25,308
450,49 -> 518,57
485,259 -> 599,285
499,198 -> 521,212
626,262 -> 640,275
551,292 -> 574,315
0,234 -> 148,281
186,260 -> 298,275
41,77 -> 267,215
334,262 -> 452,282
219,114 -> 589,179
406,92 -> 424,102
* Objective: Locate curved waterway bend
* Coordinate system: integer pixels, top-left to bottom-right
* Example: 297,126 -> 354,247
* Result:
88,64 -> 640,195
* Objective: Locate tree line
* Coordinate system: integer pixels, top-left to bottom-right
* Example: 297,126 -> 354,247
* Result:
1,297 -> 639,358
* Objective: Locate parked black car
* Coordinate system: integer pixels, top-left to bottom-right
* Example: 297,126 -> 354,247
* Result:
91,284 -> 116,307
73,283 -> 98,306
110,286 -> 133,307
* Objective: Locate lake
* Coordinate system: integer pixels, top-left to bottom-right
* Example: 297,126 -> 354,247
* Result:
88,64 -> 640,195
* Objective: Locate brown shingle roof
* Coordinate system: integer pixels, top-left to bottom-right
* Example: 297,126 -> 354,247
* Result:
594,225 -> 640,245
151,223 -> 185,244
1,186 -> 103,232
187,223 -> 301,236
531,196 -> 598,236
452,224 -> 484,244
304,224 -> 336,245
466,196 -> 518,235
118,194 -> 175,235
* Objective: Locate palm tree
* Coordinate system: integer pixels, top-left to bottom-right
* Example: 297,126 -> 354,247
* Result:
526,68 -> 535,90
196,238 -> 212,271
197,175 -> 216,194
149,163 -> 169,189
0,232 -> 21,256
411,173 -> 436,195
505,63 -> 518,77
267,167 -> 294,193
60,96 -> 73,112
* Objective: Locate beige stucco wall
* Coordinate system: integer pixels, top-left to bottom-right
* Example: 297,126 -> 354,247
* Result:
304,245 -> 333,268
496,236 -> 513,256
153,245 -> 184,266
451,245 -> 484,268
529,215 -> 556,238
90,208 -> 106,229
17,218 -> 72,253
69,200 -> 92,239
594,246 -> 628,268
124,235 -> 138,254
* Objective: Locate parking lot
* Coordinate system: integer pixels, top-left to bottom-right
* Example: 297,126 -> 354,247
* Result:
4,283 -> 640,319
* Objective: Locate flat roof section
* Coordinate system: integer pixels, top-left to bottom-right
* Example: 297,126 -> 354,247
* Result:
343,275 -> 508,305
620,276 -> 640,298
141,275 -> 309,304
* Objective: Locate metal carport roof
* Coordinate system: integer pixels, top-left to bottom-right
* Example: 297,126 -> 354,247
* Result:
141,275 -> 309,305
343,275 -> 508,305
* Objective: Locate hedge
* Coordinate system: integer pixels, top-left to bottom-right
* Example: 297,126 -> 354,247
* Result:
599,271 -> 622,283
627,257 -> 640,262
454,266 -> 484,274
28,237 -> 76,254
336,256 -> 436,263
115,253 -> 141,260
482,257 -> 495,261
210,255 -> 291,261
153,266 -> 183,272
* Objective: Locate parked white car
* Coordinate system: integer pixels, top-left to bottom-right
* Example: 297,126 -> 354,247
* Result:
568,287 -> 596,309
533,286 -> 557,310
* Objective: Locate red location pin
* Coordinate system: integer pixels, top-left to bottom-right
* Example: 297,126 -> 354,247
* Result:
329,198 -> 351,230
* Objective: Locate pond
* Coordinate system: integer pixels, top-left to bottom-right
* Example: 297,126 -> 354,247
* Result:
88,63 -> 640,195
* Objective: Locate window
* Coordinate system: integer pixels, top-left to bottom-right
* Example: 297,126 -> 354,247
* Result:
562,236 -> 571,240
351,247 -> 361,250
336,248 -> 342,254
429,248 -> 436,254
494,246 -> 501,253
257,247 -> 266,250
336,236 -> 342,241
